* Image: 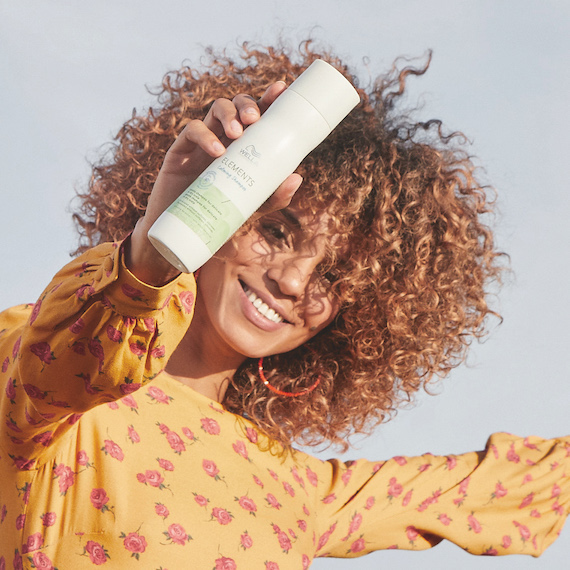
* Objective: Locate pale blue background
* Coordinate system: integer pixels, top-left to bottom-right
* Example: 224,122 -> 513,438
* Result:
1,1 -> 568,567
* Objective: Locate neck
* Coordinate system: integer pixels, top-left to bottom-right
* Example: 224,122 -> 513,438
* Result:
165,302 -> 247,403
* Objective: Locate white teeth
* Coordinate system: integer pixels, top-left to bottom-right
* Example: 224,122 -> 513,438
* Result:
243,285 -> 284,323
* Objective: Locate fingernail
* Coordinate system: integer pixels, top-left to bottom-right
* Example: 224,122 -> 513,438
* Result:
243,107 -> 258,117
212,141 -> 225,154
231,119 -> 243,134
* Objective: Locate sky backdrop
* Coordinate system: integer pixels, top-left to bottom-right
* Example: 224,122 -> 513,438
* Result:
1,1 -> 569,567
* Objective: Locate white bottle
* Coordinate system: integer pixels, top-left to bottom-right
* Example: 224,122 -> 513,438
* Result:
148,59 -> 360,273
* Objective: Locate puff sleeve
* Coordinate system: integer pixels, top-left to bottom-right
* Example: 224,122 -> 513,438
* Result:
0,240 -> 196,468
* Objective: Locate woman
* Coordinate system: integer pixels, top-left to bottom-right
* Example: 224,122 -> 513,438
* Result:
0,42 -> 568,569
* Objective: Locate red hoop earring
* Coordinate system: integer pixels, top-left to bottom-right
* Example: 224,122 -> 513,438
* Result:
257,357 -> 321,397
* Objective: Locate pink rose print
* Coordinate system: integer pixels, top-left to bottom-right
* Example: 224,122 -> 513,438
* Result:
303,504 -> 310,516
506,443 -> 521,463
297,519 -> 307,532
237,495 -> 257,514
202,459 -> 220,479
148,386 -> 171,404
316,523 -> 337,551
438,513 -> 452,526
143,317 -> 156,333
553,500 -> 565,516
349,537 -> 366,553
23,384 -> 46,400
165,523 -> 191,545
12,456 -> 36,471
387,477 -> 403,499
246,427 -> 258,443
16,514 -> 26,530
88,338 -> 105,370
446,455 -> 457,470
5,378 -> 16,401
194,494 -> 209,508
253,475 -> 264,488
305,466 -> 318,487
29,300 -> 42,325
502,535 -> 512,549
90,489 -> 109,510
31,551 -> 54,570
417,489 -> 442,512
121,395 -> 138,410
71,341 -> 86,355
467,513 -> 482,533
40,512 -> 57,527
393,456 -> 407,466
302,554 -> 311,569
12,335 -> 22,358
273,525 -> 292,553
240,533 -> 253,549
103,440 -> 124,461
322,493 -> 336,504
364,496 -> 375,510
530,509 -> 541,518
155,503 -> 169,519
551,483 -> 562,498
129,341 -> 146,357
265,563 -> 279,570
128,425 -> 141,444
32,431 -> 53,447
406,525 -> 419,543
201,417 -> 221,435
265,493 -> 281,510
77,450 -> 89,466
30,342 -> 55,364
513,520 -> 531,542
84,540 -> 109,564
280,481 -> 293,498
120,379 -> 141,395
522,474 -> 533,485
519,492 -> 535,509
232,440 -> 249,460
215,557 -> 237,570
106,325 -> 123,343
13,551 -> 22,570
483,547 -> 498,556
1,504 -> 7,523
121,283 -> 143,299
22,532 -> 43,553
212,507 -> 233,525
53,464 -> 75,495
137,470 -> 165,488
158,458 -> 174,471
122,532 -> 147,558
150,345 -> 166,358
75,284 -> 95,300
493,482 -> 508,499
1,357 -> 8,373
158,424 -> 186,454
69,317 -> 85,334
182,427 -> 196,441
107,401 -> 119,410
179,290 -> 195,313
348,512 -> 363,535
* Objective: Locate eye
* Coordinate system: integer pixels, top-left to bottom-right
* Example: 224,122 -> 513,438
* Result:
259,221 -> 292,248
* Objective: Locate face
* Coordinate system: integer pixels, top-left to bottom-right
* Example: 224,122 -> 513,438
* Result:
194,204 -> 340,362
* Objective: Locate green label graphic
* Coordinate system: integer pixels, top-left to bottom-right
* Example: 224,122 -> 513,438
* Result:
167,179 -> 245,254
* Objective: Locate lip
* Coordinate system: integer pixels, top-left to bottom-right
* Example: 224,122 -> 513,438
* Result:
237,279 -> 291,332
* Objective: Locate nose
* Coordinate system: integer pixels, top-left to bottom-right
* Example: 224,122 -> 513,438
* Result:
266,254 -> 320,300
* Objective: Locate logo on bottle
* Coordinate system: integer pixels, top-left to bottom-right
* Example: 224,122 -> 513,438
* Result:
197,170 -> 217,188
240,144 -> 261,165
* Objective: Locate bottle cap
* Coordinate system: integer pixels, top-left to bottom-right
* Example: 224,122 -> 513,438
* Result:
288,59 -> 360,130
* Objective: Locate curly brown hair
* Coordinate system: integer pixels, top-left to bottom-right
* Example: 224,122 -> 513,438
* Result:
73,41 -> 504,451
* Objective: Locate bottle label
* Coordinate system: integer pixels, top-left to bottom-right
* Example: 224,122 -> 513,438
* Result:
167,176 -> 245,254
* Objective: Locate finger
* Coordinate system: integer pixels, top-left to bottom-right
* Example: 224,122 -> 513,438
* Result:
258,173 -> 303,214
233,93 -> 260,126
207,97 -> 244,139
167,119 -> 225,162
257,81 -> 287,114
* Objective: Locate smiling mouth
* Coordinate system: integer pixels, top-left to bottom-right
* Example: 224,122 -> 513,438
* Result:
240,282 -> 286,324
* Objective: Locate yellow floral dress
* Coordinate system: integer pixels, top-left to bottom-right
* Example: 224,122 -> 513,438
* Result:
0,242 -> 569,569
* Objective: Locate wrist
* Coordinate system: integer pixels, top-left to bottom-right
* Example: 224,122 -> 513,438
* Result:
124,218 -> 182,286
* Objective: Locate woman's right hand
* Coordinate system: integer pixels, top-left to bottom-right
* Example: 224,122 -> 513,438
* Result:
127,82 -> 303,286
